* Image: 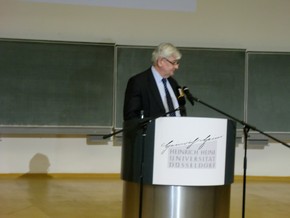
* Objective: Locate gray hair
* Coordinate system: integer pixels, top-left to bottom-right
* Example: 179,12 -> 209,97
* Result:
151,42 -> 182,64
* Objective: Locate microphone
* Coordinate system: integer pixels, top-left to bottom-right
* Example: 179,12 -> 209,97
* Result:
183,86 -> 195,106
177,86 -> 187,116
177,86 -> 186,106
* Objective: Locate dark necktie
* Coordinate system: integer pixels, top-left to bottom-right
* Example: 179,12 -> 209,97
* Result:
162,78 -> 176,116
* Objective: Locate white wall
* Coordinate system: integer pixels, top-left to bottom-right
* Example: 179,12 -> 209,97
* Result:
2,0 -> 290,51
0,0 -> 290,176
0,136 -> 121,173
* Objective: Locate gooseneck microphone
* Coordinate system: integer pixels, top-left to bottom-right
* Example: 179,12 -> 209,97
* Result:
182,86 -> 195,106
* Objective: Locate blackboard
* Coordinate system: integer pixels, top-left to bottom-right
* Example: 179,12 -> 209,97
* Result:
3,40 -> 289,134
247,52 -> 290,132
0,39 -> 114,132
116,46 -> 153,128
116,46 -> 246,128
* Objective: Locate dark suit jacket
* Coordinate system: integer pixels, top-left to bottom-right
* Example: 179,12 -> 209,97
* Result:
123,68 -> 186,120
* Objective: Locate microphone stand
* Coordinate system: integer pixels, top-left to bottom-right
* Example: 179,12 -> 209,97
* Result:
138,111 -> 146,218
103,108 -> 180,218
186,94 -> 290,218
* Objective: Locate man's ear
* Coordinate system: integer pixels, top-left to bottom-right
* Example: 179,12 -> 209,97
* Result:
157,58 -> 163,67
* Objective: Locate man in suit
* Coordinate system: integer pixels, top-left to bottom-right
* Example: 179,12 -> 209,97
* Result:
123,42 -> 186,121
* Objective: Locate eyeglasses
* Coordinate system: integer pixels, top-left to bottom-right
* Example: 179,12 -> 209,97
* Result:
164,58 -> 180,66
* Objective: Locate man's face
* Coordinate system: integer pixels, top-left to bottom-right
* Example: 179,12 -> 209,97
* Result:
158,56 -> 180,78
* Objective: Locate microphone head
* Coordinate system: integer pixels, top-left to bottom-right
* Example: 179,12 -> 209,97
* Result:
182,86 -> 194,106
183,86 -> 189,92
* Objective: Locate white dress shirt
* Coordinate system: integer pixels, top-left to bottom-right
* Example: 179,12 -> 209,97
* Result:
151,66 -> 181,117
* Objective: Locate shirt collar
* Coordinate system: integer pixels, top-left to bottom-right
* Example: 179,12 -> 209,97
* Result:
151,66 -> 164,83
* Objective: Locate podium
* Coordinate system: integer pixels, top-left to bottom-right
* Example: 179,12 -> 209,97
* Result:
121,117 -> 236,218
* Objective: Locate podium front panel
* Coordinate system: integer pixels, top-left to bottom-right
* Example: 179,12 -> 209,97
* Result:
152,117 -> 235,186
